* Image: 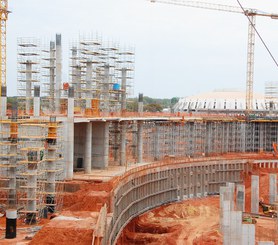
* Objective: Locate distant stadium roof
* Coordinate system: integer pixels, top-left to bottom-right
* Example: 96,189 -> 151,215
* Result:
173,89 -> 272,112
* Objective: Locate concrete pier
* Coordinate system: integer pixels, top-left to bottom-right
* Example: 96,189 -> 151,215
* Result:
65,87 -> 74,179
84,122 -> 92,174
137,121 -> 143,163
33,86 -> 40,117
120,121 -> 127,166
236,184 -> 245,212
49,41 -> 55,112
251,175 -> 259,213
55,34 -> 62,114
226,182 -> 235,211
26,61 -> 32,115
92,121 -> 109,169
269,174 -> 277,204
85,61 -> 92,109
1,86 -> 7,117
230,211 -> 242,245
241,224 -> 255,245
121,68 -> 127,112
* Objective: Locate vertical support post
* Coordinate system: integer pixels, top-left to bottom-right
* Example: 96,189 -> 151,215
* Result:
137,121 -> 143,164
121,68 -> 127,113
55,34 -> 62,114
26,61 -> 32,115
241,224 -> 255,245
66,86 -> 74,179
85,61 -> 92,110
154,124 -> 160,160
120,121 -> 127,166
269,174 -> 277,204
103,122 -> 109,168
251,175 -> 259,213
138,93 -> 143,115
236,184 -> 245,212
49,41 -> 55,113
103,64 -> 110,115
226,182 -> 235,211
33,85 -> 40,117
84,122 -> 92,174
1,86 -> 6,117
230,211 -> 242,245
5,209 -> 17,239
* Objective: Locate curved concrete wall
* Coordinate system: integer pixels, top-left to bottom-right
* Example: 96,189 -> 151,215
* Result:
107,157 -> 250,244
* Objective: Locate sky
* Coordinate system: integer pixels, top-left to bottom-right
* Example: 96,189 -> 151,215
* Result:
7,0 -> 278,98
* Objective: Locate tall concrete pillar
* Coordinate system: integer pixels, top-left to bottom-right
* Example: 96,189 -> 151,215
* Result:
230,211 -> 242,245
138,93 -> 143,115
241,224 -> 255,245
154,124 -> 160,160
103,65 -> 110,114
65,87 -> 74,179
92,121 -> 109,169
26,150 -> 38,224
84,122 -> 92,174
137,121 -> 143,163
45,116 -> 57,213
55,34 -> 62,114
121,68 -> 127,112
8,117 -> 17,209
33,86 -> 40,117
269,174 -> 277,204
1,86 -> 7,117
251,175 -> 259,213
226,182 -> 235,211
85,61 -> 92,109
120,121 -> 127,166
49,41 -> 55,113
26,61 -> 32,115
258,242 -> 275,245
236,184 -> 245,212
222,200 -> 231,245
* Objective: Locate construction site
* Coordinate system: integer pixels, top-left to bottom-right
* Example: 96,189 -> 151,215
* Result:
0,0 -> 277,244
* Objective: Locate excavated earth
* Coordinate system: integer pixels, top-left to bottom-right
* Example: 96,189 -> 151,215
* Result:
0,161 -> 277,244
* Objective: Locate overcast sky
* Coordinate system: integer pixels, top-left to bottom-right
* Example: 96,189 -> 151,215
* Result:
7,0 -> 278,98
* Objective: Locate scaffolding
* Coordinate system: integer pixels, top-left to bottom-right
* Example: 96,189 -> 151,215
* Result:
265,81 -> 278,110
17,38 -> 40,116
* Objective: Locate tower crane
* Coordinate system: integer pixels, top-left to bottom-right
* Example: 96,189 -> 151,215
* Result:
150,0 -> 278,111
0,0 -> 9,95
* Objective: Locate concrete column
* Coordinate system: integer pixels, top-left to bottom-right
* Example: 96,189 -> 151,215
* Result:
65,87 -> 74,179
55,34 -> 62,114
26,150 -> 38,224
49,41 -> 55,113
251,175 -> 259,213
258,242 -> 275,245
230,211 -> 242,245
241,224 -> 255,245
84,122 -> 92,174
85,61 -> 92,109
138,93 -> 143,115
92,121 -> 109,169
45,116 -> 57,213
1,86 -> 7,117
103,64 -> 110,114
120,121 -> 127,166
26,61 -> 32,115
8,118 -> 17,209
121,68 -> 127,112
137,121 -> 143,163
33,86 -> 40,117
236,184 -> 245,212
226,182 -> 235,211
269,174 -> 277,204
222,200 -> 231,245
154,124 -> 160,160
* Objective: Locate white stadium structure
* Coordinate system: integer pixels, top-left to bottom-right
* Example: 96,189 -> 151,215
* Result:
173,89 -> 276,112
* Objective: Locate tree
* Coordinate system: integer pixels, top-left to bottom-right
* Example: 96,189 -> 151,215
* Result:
144,103 -> 163,112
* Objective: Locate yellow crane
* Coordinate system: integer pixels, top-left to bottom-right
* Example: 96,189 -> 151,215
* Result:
150,0 -> 278,111
0,0 -> 8,95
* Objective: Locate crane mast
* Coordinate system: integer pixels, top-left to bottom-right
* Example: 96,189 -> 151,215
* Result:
0,0 -> 8,94
150,0 -> 278,111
